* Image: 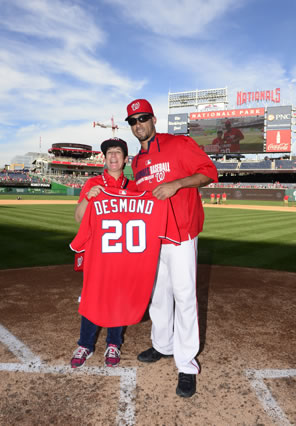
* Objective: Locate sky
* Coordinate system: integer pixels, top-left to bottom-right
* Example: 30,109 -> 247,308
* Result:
1,0 -> 296,167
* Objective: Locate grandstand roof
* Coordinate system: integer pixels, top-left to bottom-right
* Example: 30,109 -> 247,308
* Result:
48,142 -> 101,159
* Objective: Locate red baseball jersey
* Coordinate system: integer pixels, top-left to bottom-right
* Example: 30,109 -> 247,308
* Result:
75,170 -> 137,272
70,187 -> 180,327
79,169 -> 137,203
132,133 -> 218,241
223,127 -> 244,143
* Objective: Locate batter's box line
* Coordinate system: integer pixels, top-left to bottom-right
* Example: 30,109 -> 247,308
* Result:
0,324 -> 137,426
246,368 -> 296,426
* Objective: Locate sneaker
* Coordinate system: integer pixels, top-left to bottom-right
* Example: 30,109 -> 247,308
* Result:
176,373 -> 196,398
137,347 -> 173,363
70,346 -> 93,369
104,344 -> 120,367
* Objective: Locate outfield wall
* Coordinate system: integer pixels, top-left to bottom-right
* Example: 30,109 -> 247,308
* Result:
199,187 -> 286,201
0,186 -> 81,196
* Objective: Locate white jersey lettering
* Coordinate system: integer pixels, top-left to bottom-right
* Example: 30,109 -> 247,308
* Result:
110,199 -> 118,213
150,162 -> 170,174
94,198 -> 154,215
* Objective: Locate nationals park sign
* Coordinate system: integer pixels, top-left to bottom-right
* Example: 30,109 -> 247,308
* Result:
190,107 -> 265,120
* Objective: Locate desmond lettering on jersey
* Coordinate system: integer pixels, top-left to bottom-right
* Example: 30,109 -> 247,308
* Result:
70,187 -> 180,327
135,161 -> 171,185
94,198 -> 154,215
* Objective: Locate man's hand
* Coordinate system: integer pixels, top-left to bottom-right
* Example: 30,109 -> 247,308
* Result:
152,181 -> 180,200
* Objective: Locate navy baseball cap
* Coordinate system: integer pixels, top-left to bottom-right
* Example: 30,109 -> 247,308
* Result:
101,138 -> 128,157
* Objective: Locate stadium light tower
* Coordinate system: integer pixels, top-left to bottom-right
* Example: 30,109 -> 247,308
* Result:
168,88 -> 228,112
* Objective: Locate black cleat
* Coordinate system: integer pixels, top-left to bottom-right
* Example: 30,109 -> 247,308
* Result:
176,373 -> 196,398
137,347 -> 173,363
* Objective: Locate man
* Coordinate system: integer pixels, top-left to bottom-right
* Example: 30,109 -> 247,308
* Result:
125,99 -> 218,398
223,120 -> 244,145
70,137 -> 137,369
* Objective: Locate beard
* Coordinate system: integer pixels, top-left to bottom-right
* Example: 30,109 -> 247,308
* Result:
132,124 -> 155,143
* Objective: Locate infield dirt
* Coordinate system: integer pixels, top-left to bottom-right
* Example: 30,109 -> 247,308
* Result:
0,264 -> 295,425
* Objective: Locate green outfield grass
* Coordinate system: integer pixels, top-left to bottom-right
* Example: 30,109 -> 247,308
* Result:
0,192 -> 293,207
0,205 -> 79,269
0,204 -> 295,272
200,207 -> 296,272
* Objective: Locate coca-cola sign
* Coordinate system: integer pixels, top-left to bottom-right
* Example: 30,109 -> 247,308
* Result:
266,129 -> 291,152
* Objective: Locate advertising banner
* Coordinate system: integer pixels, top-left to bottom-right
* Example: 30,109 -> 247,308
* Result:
266,105 -> 292,130
168,113 -> 188,134
265,106 -> 292,153
266,129 -> 291,152
189,108 -> 265,154
51,160 -> 103,167
199,187 -> 285,201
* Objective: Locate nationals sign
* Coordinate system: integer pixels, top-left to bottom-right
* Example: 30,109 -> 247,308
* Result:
237,88 -> 280,106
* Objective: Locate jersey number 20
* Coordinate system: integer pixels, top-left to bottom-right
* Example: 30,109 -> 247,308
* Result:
102,219 -> 146,253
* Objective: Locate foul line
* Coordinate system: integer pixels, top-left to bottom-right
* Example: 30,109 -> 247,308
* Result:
0,324 -> 137,425
246,368 -> 296,426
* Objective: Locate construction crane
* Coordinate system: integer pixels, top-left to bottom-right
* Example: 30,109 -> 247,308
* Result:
93,116 -> 125,137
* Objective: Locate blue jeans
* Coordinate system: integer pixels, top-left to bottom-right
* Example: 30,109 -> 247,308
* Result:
78,316 -> 123,352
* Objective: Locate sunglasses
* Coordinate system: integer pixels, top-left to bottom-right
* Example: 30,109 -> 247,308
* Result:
127,114 -> 152,126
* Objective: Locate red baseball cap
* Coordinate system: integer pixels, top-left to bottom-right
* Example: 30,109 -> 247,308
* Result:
125,99 -> 154,120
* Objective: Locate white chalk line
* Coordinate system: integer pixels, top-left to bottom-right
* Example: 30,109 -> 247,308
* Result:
246,368 -> 296,426
0,324 -> 41,363
0,324 -> 137,426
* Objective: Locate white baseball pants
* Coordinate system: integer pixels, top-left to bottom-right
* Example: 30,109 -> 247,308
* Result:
150,237 -> 200,374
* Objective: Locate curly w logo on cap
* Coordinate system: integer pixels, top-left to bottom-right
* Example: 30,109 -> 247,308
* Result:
125,99 -> 154,120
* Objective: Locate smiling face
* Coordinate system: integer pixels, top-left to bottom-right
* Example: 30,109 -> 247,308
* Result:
217,130 -> 223,139
225,121 -> 232,131
130,113 -> 157,150
104,146 -> 127,178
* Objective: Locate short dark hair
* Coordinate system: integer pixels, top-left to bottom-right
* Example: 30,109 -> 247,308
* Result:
100,138 -> 128,157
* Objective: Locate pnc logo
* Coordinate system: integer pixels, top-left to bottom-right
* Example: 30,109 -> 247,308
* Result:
131,102 -> 140,111
275,114 -> 291,120
267,114 -> 275,121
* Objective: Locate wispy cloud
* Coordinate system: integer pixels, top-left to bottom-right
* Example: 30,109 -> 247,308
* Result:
0,0 -> 295,167
152,38 -> 291,91
1,0 -> 105,50
0,0 -> 145,124
106,0 -> 246,37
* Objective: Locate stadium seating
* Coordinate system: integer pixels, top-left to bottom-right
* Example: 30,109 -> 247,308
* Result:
274,160 -> 296,170
213,162 -> 238,170
0,171 -> 44,183
239,160 -> 272,170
